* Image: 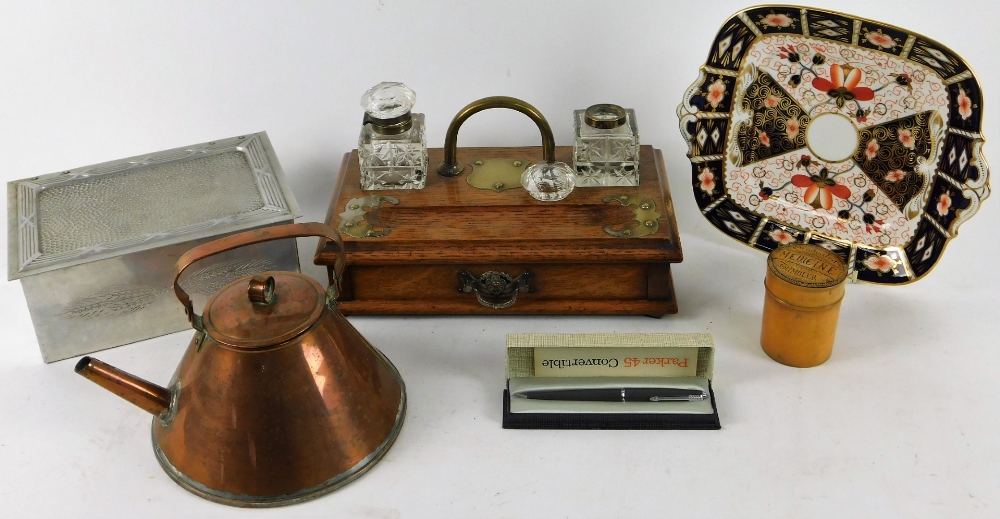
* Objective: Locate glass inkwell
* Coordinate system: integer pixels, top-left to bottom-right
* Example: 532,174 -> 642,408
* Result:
358,82 -> 428,190
573,103 -> 640,187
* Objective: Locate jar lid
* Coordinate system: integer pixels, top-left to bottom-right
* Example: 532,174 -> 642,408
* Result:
767,243 -> 848,288
203,272 -> 326,350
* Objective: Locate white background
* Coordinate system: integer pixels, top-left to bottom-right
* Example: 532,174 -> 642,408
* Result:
2,1 -> 998,517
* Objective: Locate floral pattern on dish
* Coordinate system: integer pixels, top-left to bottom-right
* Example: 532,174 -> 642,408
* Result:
678,6 -> 990,285
723,35 -> 950,249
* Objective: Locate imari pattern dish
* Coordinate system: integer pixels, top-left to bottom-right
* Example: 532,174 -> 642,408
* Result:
678,6 -> 989,284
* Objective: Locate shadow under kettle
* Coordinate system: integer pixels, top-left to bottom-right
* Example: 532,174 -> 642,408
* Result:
75,222 -> 406,507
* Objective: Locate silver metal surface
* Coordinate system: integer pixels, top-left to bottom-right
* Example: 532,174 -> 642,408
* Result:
9,133 -> 300,279
8,132 -> 302,362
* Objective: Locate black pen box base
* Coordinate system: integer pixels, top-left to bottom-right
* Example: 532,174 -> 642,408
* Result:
501,383 -> 721,430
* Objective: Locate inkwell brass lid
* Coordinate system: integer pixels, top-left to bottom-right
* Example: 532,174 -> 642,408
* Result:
766,243 -> 848,307
202,273 -> 326,350
584,103 -> 627,129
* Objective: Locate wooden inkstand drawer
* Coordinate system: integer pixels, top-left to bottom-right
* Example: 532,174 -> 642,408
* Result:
314,145 -> 682,317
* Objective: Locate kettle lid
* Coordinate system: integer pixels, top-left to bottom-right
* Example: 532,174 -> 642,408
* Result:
202,272 -> 326,350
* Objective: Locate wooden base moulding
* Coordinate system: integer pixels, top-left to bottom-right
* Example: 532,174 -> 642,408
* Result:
314,145 -> 683,317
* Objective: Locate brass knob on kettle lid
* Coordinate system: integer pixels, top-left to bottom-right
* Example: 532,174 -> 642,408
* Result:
248,275 -> 276,305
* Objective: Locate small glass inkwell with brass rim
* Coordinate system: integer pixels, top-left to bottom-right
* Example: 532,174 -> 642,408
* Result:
573,103 -> 640,187
761,243 -> 848,368
358,82 -> 428,190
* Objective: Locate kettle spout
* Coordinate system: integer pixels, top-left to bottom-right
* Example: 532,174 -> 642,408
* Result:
75,357 -> 171,416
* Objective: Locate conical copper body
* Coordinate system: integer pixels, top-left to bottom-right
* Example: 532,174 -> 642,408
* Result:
155,302 -> 404,506
74,223 -> 406,507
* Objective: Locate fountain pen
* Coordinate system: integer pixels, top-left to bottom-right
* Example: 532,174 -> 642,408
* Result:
519,387 -> 708,402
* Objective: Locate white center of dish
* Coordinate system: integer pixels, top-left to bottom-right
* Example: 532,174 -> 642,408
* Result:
806,113 -> 859,163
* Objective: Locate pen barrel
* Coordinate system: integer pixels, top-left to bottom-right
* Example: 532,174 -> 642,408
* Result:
525,389 -> 622,401
521,387 -> 707,402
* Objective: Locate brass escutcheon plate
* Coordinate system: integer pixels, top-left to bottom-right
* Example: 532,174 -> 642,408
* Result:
466,158 -> 529,192
602,195 -> 661,238
338,196 -> 399,238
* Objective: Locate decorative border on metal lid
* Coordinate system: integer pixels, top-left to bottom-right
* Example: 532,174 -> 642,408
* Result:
8,133 -> 301,280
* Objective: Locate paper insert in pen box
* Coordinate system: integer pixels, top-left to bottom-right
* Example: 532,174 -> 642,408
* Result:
504,333 -> 719,429
7,132 -> 301,362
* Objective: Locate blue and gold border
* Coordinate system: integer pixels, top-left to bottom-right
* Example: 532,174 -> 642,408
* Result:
677,5 -> 990,285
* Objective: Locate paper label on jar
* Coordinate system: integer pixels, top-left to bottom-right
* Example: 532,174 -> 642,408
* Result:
768,243 -> 847,288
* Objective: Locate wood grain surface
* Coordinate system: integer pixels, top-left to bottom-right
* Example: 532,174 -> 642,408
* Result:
315,145 -> 682,316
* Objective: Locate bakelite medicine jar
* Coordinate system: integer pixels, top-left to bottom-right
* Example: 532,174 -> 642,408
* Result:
761,243 -> 848,368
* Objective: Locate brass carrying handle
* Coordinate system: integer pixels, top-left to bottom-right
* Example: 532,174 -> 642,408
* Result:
437,96 -> 556,177
172,222 -> 346,331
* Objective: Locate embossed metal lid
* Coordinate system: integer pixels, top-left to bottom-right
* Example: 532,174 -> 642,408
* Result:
7,132 -> 301,280
202,272 -> 326,350
767,243 -> 848,289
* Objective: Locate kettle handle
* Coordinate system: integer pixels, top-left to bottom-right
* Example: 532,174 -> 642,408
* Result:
172,222 -> 345,330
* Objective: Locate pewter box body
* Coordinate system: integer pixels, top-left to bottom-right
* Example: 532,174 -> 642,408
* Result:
8,132 -> 301,362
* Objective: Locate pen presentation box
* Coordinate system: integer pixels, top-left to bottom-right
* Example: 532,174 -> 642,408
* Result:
503,333 -> 720,430
313,145 -> 682,317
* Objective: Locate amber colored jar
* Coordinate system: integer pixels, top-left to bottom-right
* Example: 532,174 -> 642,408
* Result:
760,243 -> 848,368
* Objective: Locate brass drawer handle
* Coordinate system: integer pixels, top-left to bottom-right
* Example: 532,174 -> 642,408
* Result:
458,270 -> 535,309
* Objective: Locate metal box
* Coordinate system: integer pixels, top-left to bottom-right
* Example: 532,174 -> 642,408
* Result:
8,132 -> 302,362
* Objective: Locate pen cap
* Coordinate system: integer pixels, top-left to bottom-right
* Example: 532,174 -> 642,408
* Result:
760,243 -> 848,368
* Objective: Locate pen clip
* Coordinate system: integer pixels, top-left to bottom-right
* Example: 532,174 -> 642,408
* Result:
649,393 -> 707,402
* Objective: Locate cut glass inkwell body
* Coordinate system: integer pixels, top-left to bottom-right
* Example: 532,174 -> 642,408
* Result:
358,82 -> 428,190
573,104 -> 640,187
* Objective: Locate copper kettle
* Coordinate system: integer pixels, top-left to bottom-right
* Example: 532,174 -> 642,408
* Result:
75,223 -> 406,507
